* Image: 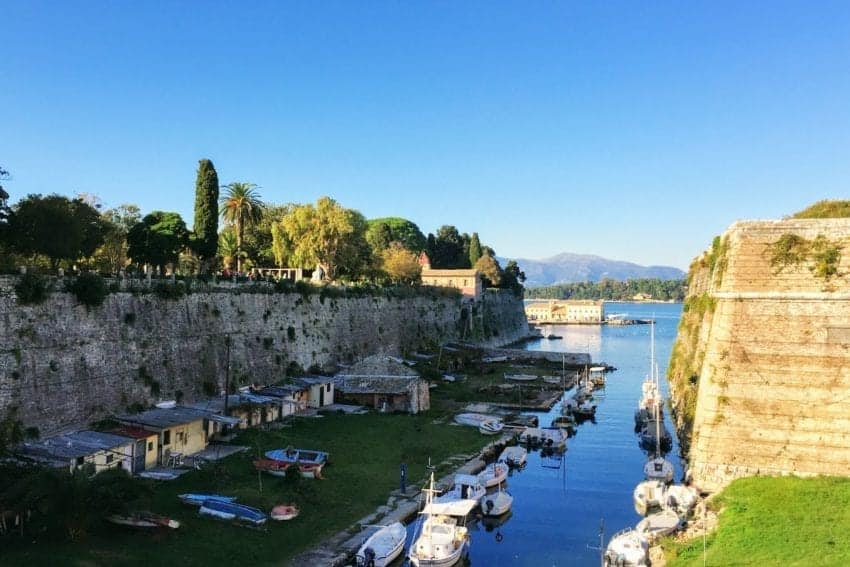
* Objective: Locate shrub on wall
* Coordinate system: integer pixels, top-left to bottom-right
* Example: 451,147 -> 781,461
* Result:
14,272 -> 50,305
68,272 -> 108,307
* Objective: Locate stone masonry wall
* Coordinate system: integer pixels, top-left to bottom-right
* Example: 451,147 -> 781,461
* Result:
669,218 -> 850,492
0,286 -> 530,434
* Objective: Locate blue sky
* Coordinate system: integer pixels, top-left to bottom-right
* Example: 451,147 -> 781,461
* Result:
3,2 -> 848,269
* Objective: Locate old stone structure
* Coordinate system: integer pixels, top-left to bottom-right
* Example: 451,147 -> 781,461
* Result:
334,354 -> 429,413
0,283 -> 528,434
668,218 -> 850,492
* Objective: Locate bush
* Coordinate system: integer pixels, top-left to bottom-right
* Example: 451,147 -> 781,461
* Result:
15,272 -> 50,305
153,281 -> 186,300
68,272 -> 108,307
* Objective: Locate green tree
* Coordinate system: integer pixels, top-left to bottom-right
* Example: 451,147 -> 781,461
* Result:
474,252 -> 502,287
126,211 -> 189,274
192,159 -> 220,272
10,194 -> 107,269
500,259 -> 526,296
219,182 -> 264,272
218,228 -> 239,271
468,232 -> 482,266
432,225 -> 468,268
366,217 -> 427,252
279,196 -> 370,280
240,204 -> 291,267
92,204 -> 140,274
381,242 -> 422,284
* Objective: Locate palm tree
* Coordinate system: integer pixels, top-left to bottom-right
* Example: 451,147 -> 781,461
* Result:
219,182 -> 264,272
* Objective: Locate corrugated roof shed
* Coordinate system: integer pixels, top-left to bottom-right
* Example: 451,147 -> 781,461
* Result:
117,406 -> 210,429
20,430 -> 132,461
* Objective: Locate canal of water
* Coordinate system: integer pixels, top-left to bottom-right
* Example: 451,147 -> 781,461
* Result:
403,302 -> 684,566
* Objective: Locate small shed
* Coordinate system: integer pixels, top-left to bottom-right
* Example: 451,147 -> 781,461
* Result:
19,431 -> 135,474
255,384 -> 310,417
297,377 -> 335,408
110,426 -> 159,472
334,355 -> 430,413
186,393 -> 281,429
117,406 -> 237,465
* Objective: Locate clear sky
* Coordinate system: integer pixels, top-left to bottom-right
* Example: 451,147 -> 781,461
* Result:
3,2 -> 848,269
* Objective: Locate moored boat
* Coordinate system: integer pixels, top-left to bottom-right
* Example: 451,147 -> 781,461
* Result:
665,485 -> 699,518
355,521 -> 407,567
409,473 -> 474,567
604,528 -> 648,567
635,508 -> 682,542
454,412 -> 496,428
477,461 -> 508,488
265,447 -> 329,465
503,373 -> 538,381
498,445 -> 527,467
519,426 -> 567,450
480,483 -> 513,517
478,419 -> 504,435
643,456 -> 674,483
253,458 -> 325,479
435,474 -> 486,506
633,480 -> 666,516
199,500 -> 267,525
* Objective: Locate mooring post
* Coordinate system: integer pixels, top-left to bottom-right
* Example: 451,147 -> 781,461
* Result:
400,463 -> 407,494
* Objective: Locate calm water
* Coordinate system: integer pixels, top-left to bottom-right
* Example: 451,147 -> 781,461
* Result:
460,302 -> 684,566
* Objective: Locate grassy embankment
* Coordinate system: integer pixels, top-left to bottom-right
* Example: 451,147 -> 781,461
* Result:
662,476 -> 850,566
3,352 -> 569,566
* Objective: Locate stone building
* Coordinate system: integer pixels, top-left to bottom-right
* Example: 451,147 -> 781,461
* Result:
334,355 -> 430,413
419,253 -> 482,299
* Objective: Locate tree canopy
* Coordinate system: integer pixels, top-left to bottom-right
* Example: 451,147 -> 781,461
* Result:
278,196 -> 370,280
92,204 -> 141,274
127,211 -> 188,274
192,159 -> 220,270
428,225 -> 470,268
525,278 -> 686,301
219,182 -> 264,272
9,194 -> 107,269
366,217 -> 427,253
381,242 -> 422,284
474,252 -> 502,287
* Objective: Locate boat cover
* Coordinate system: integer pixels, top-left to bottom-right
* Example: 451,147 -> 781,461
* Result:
422,498 -> 477,517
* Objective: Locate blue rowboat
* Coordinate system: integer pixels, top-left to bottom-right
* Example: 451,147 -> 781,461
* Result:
178,493 -> 237,506
265,447 -> 329,465
199,500 -> 267,525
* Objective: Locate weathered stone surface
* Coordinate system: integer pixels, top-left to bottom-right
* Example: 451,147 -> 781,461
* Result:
669,218 -> 850,492
0,285 -> 529,434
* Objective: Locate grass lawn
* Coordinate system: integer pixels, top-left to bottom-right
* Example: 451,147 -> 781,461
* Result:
3,411 -> 486,567
662,476 -> 850,566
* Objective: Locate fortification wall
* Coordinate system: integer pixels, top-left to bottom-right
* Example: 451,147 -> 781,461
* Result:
669,218 -> 850,491
0,285 -> 529,434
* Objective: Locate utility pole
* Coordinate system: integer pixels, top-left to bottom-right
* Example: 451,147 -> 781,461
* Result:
224,334 -> 231,416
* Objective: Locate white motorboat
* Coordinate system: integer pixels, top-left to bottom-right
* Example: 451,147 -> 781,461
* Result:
477,461 -> 508,488
355,521 -> 407,567
498,445 -> 527,467
604,528 -> 649,567
409,473 -> 474,567
636,508 -> 682,542
644,456 -> 674,483
519,426 -> 567,450
479,419 -> 504,435
481,483 -> 513,517
435,474 -> 486,506
665,485 -> 700,518
633,480 -> 666,516
454,412 -> 496,428
503,373 -> 538,381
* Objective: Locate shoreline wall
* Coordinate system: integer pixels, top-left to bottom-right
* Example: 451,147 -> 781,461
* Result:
0,284 -> 530,434
668,218 -> 850,492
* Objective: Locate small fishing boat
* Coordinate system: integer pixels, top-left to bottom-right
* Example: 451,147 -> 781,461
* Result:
644,456 -> 675,483
435,474 -> 486,506
633,480 -> 666,516
199,500 -> 267,525
178,493 -> 236,507
453,412 -> 496,428
154,400 -> 177,409
355,521 -> 407,567
519,426 -> 567,450
479,419 -> 504,435
551,415 -> 576,432
638,418 -> 672,452
604,528 -> 649,567
270,504 -> 300,521
409,473 -> 474,567
503,373 -> 538,381
636,508 -> 682,542
106,512 -> 180,529
543,375 -> 563,385
253,458 -> 325,479
477,461 -> 508,488
482,355 -> 507,363
481,483 -> 513,517
265,447 -> 329,465
138,470 -> 180,480
498,445 -> 527,467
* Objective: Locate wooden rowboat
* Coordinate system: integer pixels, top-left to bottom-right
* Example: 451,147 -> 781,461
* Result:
270,504 -> 300,521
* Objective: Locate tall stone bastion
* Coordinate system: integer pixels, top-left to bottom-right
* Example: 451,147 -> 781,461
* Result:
0,282 -> 530,434
669,217 -> 850,492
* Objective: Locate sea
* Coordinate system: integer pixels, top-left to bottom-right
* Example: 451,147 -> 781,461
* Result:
404,301 -> 684,566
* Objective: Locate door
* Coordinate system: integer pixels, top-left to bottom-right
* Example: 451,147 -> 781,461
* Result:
134,440 -> 146,472
319,387 -> 325,406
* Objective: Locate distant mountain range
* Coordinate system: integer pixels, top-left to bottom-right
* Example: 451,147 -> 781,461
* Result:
499,253 -> 686,288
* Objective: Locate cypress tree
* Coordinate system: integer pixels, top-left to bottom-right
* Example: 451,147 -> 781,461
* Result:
193,159 -> 219,272
469,232 -> 482,266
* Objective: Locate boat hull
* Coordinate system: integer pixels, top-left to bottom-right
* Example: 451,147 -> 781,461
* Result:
355,522 -> 406,567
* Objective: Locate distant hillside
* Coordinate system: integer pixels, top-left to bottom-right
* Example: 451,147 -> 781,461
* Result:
500,252 -> 685,287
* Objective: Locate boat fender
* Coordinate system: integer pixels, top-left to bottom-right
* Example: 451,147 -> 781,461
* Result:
486,499 -> 494,512
495,531 -> 503,542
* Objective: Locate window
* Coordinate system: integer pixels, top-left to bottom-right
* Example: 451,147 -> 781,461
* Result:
106,454 -> 114,464
326,384 -> 331,392
163,430 -> 171,445
76,456 -> 85,466
177,431 -> 185,444
148,441 -> 154,452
